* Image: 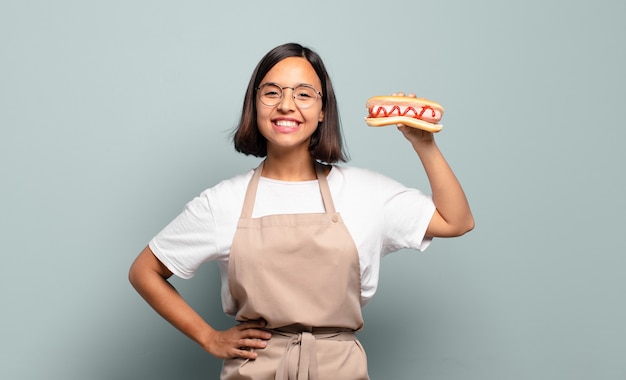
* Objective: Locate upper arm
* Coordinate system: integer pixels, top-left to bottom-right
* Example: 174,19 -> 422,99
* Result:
129,245 -> 173,284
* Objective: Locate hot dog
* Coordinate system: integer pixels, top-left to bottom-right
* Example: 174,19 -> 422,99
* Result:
365,95 -> 444,133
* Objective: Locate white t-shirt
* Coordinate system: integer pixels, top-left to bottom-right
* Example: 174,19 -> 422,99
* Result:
149,165 -> 436,315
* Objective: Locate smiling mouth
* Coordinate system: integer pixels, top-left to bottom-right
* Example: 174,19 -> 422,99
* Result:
274,120 -> 300,128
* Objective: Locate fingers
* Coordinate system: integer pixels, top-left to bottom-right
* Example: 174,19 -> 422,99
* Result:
205,320 -> 273,360
232,338 -> 269,360
229,329 -> 272,360
231,324 -> 272,355
237,328 -> 272,341
237,319 -> 268,330
391,91 -> 417,98
237,320 -> 272,339
233,348 -> 259,360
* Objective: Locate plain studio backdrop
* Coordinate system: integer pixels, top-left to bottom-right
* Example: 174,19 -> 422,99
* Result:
1,1 -> 625,379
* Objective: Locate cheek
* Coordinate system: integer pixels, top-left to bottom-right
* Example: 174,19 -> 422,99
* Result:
312,107 -> 324,123
256,103 -> 270,124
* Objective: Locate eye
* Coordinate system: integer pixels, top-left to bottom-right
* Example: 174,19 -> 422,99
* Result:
294,87 -> 316,99
259,84 -> 282,99
263,90 -> 281,98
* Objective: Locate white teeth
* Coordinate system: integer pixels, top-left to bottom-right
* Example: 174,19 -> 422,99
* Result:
275,120 -> 299,128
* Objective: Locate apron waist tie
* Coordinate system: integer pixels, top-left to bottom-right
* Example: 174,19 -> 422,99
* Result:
272,329 -> 357,380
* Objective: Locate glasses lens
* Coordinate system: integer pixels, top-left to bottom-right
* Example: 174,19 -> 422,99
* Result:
258,84 -> 282,106
293,86 -> 318,108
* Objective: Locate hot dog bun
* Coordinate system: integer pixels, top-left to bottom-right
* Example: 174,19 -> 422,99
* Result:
365,95 -> 444,133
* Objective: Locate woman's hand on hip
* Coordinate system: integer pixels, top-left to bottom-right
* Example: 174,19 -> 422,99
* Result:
203,320 -> 272,360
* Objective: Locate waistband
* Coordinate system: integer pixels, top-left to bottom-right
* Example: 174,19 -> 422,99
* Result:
269,327 -> 358,380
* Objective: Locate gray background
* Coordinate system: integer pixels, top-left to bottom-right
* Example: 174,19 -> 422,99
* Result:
1,0 -> 625,379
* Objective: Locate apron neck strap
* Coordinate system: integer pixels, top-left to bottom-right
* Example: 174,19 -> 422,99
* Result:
315,162 -> 336,214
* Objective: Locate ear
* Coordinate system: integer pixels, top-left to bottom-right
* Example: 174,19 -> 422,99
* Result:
318,111 -> 324,122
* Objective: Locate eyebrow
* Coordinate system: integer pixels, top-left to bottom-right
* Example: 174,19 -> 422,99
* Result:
260,82 -> 316,88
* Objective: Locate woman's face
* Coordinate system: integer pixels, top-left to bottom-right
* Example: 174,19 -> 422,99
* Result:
256,57 -> 324,156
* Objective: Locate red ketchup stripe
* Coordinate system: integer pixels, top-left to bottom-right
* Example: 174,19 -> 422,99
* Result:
369,105 -> 437,120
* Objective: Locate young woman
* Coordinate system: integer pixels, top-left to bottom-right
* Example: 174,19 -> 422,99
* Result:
129,42 -> 474,379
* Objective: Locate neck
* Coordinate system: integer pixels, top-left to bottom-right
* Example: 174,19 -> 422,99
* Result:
262,153 -> 317,181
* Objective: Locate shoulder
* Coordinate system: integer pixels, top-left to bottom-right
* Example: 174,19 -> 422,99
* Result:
179,168 -> 254,216
208,169 -> 253,191
199,168 -> 254,199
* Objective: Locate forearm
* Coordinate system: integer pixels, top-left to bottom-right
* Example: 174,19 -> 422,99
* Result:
413,141 -> 474,237
129,247 -> 271,360
128,249 -> 216,350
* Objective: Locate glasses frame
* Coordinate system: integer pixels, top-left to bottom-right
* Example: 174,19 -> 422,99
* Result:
256,82 -> 323,109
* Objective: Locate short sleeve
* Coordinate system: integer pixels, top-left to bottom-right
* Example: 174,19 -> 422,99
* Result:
149,194 -> 220,279
148,172 -> 250,279
378,174 -> 436,256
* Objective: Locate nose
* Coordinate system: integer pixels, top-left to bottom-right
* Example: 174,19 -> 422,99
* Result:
277,87 -> 296,112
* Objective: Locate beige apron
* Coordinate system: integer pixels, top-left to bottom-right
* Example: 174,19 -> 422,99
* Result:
221,162 -> 369,380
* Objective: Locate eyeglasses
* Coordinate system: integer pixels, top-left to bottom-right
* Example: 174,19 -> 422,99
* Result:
256,82 -> 322,109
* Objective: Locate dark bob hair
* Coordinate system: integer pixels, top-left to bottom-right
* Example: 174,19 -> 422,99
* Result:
232,43 -> 348,163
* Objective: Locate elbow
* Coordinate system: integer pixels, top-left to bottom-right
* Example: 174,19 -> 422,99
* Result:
449,216 -> 475,237
427,211 -> 475,238
463,218 -> 475,235
458,215 -> 475,236
128,246 -> 174,292
128,252 -> 149,291
128,261 -> 140,290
